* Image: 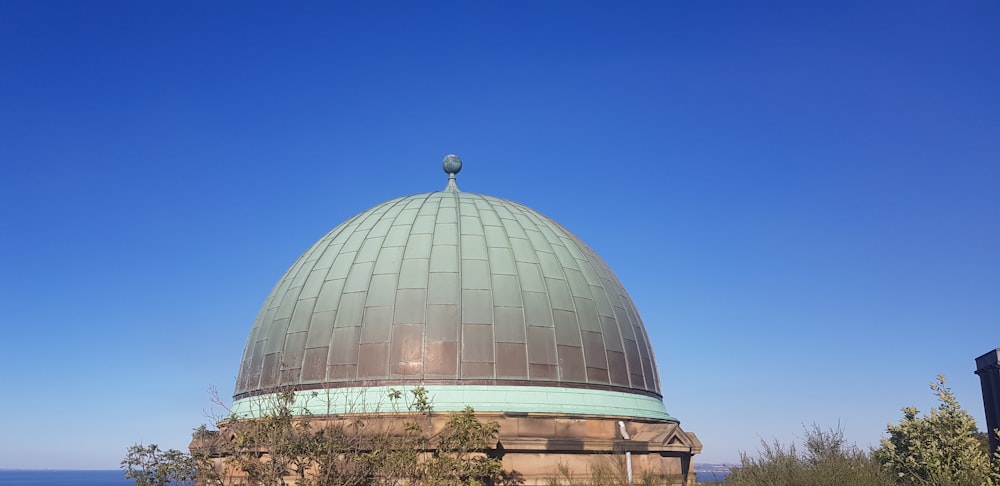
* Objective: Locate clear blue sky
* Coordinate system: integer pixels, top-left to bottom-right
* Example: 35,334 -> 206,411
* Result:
1,1 -> 997,469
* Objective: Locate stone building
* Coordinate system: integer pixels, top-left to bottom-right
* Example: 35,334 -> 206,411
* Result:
208,155 -> 700,484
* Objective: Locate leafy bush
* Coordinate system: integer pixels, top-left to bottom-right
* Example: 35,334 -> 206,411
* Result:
121,443 -> 197,486
130,387 -> 509,485
873,375 -> 1000,486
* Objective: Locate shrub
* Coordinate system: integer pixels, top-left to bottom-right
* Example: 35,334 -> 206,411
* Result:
873,375 -> 1000,486
135,387 -> 509,485
121,443 -> 197,486
724,424 -> 892,486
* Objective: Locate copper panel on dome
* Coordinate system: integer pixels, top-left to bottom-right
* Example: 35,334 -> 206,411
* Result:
460,234 -> 488,260
488,246 -> 516,274
461,324 -> 494,362
462,362 -> 494,379
264,317 -> 288,354
281,367 -> 301,386
516,261 -> 544,291
574,297 -> 601,332
302,346 -> 328,382
426,273 -> 459,304
537,252 -> 563,279
498,215 -> 525,237
496,342 -> 528,379
529,363 -> 558,381
553,310 -> 582,347
484,226 -> 508,248
460,215 -> 485,236
587,366 -> 611,384
545,277 -> 573,311
430,245 -> 458,272
582,331 -> 609,369
509,238 -> 537,263
393,289 -> 426,324
493,307 -> 526,343
607,350 -> 629,387
356,237 -> 383,263
410,214 -> 435,231
461,260 -> 490,290
424,341 -> 458,377
557,345 -> 586,382
462,290 -> 492,324
344,262 -> 375,292
280,332 -> 308,369
432,223 -> 458,245
565,269 -> 590,299
592,286 -> 615,317
624,338 -> 644,386
329,327 -> 359,364
477,207 -> 501,227
357,343 -> 389,379
334,293 -> 365,328
403,234 -> 432,259
390,324 -> 423,376
641,357 -> 656,390
360,306 -> 392,344
289,298 -> 317,332
392,213 -> 418,231
600,316 -> 623,351
328,363 -> 357,381
397,259 -> 429,289
436,205 -> 457,223
384,225 -> 411,247
261,353 -> 280,389
329,253 -> 357,281
366,276 -> 398,306
315,279 -> 345,312
615,306 -> 637,340
526,326 -> 557,365
491,275 -> 521,307
425,304 -> 459,341
373,246 -> 403,274
522,291 -> 552,326
367,218 -> 392,239
306,311 -> 336,347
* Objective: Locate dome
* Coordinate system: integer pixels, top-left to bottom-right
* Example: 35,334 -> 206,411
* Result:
233,160 -> 674,421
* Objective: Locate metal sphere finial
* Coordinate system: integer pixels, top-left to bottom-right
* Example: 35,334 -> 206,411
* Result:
442,154 -> 462,175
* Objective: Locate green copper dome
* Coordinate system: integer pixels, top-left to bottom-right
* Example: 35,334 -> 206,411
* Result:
233,158 -> 673,421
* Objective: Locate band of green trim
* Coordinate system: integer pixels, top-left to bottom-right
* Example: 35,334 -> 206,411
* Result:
231,385 -> 677,422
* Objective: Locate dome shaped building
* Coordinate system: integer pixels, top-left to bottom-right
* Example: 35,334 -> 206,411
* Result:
220,156 -> 700,484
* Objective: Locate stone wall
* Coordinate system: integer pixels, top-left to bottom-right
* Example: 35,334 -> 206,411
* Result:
191,411 -> 700,485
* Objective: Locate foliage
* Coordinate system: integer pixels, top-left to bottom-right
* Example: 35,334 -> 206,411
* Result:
873,375 -> 1000,486
421,406 -> 502,485
723,424 -> 893,486
172,387 -> 507,485
121,443 -> 197,486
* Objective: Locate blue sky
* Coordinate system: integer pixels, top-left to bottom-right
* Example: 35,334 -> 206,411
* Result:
1,1 -> 997,469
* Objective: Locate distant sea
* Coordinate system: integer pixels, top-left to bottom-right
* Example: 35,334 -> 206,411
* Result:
0,470 -> 131,485
696,470 -> 731,483
1,469 -> 727,485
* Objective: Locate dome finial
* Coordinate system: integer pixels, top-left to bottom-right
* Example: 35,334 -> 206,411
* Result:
442,154 -> 461,192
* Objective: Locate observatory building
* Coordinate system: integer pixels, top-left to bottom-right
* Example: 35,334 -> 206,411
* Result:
223,155 -> 700,484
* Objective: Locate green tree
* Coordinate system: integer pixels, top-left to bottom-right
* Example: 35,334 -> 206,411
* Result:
121,443 -> 197,486
873,375 -> 1000,486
